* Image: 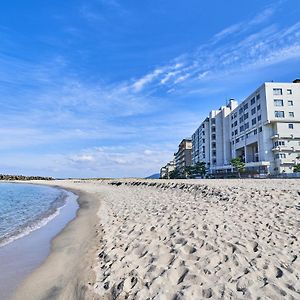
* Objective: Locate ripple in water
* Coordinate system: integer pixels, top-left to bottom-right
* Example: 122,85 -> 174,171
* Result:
0,183 -> 67,246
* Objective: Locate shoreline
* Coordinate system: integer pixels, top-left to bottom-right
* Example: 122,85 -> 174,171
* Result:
0,184 -> 72,248
12,182 -> 102,300
0,184 -> 79,300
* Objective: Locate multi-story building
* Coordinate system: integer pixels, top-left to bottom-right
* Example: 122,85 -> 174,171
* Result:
160,159 -> 176,179
230,80 -> 300,175
209,100 -> 238,173
192,117 -> 210,166
174,138 -> 192,175
191,80 -> 300,175
192,100 -> 238,173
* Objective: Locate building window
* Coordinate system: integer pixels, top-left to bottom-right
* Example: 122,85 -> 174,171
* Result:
288,123 -> 294,129
275,141 -> 285,146
275,111 -> 285,118
276,153 -> 286,159
244,112 -> 249,120
212,142 -> 216,148
240,125 -> 244,132
212,159 -> 216,164
251,107 -> 256,115
212,127 -> 216,132
259,126 -> 262,132
257,104 -> 261,111
256,94 -> 260,100
274,99 -> 284,106
234,129 -> 238,135
257,115 -> 261,121
288,100 -> 294,106
234,120 -> 237,126
244,103 -> 248,110
239,107 -> 243,114
289,112 -> 294,117
251,97 -> 255,105
244,122 -> 249,129
252,118 -> 256,125
273,88 -> 282,95
236,138 -> 240,143
254,129 -> 257,135
212,134 -> 216,140
232,132 -> 234,136
202,139 -> 205,143
239,116 -> 243,123
211,119 -> 216,125
287,89 -> 292,95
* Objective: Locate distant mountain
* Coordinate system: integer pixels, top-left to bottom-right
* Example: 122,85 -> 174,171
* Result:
145,173 -> 160,179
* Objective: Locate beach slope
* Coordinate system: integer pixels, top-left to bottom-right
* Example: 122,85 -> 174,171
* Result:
13,179 -> 300,299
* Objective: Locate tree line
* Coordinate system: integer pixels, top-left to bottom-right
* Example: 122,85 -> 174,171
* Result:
0,174 -> 54,181
163,158 -> 300,179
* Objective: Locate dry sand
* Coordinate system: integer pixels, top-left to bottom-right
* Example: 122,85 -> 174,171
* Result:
13,179 -> 300,299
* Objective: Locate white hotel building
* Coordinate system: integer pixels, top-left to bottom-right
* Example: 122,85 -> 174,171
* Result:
192,80 -> 300,175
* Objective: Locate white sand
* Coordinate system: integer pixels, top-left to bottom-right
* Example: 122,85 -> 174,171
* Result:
13,179 -> 300,299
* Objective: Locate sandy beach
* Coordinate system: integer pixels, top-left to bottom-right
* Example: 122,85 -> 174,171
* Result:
12,179 -> 300,299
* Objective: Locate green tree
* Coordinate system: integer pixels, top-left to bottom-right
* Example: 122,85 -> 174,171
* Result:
194,161 -> 207,177
184,166 -> 194,178
293,163 -> 300,173
169,169 -> 181,179
230,157 -> 245,178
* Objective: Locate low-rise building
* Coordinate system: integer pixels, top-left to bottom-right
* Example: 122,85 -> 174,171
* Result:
160,159 -> 176,179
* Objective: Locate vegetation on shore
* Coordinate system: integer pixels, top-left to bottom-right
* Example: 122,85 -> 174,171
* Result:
0,174 -> 54,181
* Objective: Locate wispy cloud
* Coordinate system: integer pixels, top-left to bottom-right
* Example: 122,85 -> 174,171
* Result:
126,3 -> 300,94
132,68 -> 165,92
63,144 -> 173,177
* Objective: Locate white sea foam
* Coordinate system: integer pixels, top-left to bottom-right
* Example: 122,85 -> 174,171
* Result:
0,190 -> 78,248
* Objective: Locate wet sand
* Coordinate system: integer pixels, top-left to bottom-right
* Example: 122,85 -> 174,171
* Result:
12,186 -> 101,300
0,189 -> 78,300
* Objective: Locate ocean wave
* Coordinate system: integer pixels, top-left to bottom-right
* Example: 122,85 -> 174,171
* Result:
0,189 -> 77,248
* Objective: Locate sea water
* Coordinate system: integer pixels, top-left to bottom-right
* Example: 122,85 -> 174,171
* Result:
0,183 -> 66,246
0,182 -> 79,299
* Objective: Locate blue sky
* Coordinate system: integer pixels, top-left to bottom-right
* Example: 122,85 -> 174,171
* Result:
1,0 -> 300,178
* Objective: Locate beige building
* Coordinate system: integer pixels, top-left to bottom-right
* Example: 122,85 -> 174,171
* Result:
174,138 -> 192,176
191,80 -> 300,175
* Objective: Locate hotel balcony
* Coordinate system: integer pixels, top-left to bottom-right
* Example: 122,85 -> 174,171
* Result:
271,133 -> 300,139
272,146 -> 300,152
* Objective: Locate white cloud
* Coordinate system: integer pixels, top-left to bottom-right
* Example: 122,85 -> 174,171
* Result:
144,149 -> 153,156
127,3 -> 299,94
70,154 -> 95,162
214,23 -> 244,40
132,68 -> 165,92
